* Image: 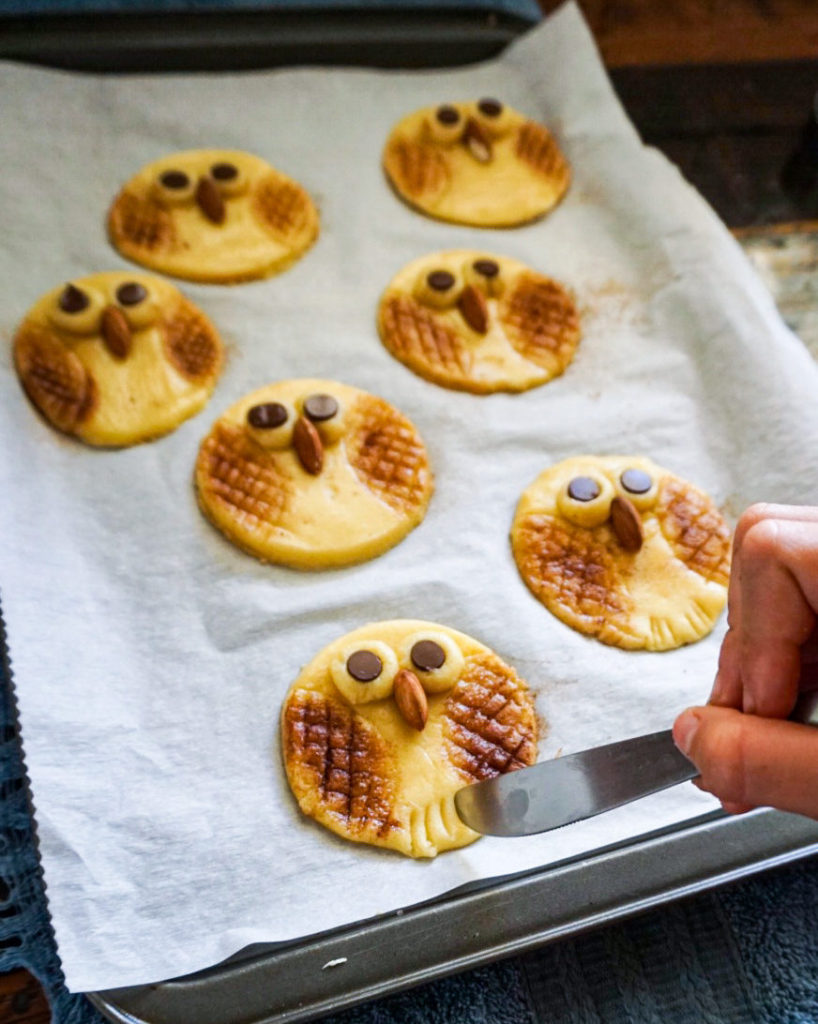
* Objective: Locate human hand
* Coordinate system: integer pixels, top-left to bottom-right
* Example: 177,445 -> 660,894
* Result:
673,503 -> 818,818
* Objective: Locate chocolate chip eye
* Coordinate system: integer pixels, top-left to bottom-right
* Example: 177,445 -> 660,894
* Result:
411,640 -> 446,672
116,282 -> 147,306
211,162 -> 238,181
568,476 -> 601,502
347,650 -> 383,682
303,394 -> 338,422
436,105 -> 460,126
477,98 -> 503,117
159,169 -> 190,189
620,469 -> 653,495
58,283 -> 89,314
247,402 -> 288,429
473,259 -> 499,279
427,270 -> 456,292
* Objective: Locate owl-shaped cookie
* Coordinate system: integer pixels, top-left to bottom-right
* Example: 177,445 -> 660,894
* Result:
108,149 -> 319,283
195,380 -> 433,569
378,250 -> 580,393
282,620 -> 539,857
511,456 -> 731,651
13,271 -> 223,447
383,99 -> 570,227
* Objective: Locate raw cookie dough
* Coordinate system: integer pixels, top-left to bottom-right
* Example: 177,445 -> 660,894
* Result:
13,271 -> 223,447
281,619 -> 539,857
383,99 -> 570,227
378,250 -> 580,393
511,456 -> 731,651
108,149 -> 319,283
195,379 -> 433,569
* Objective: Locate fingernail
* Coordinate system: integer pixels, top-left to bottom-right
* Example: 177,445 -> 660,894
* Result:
673,709 -> 700,757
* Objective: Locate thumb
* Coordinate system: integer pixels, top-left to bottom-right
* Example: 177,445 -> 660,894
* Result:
673,705 -> 818,819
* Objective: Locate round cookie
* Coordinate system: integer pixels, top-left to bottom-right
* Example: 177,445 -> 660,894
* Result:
378,250 -> 580,393
13,271 -> 223,447
108,149 -> 319,283
195,380 -> 433,569
281,619 -> 539,857
382,99 -> 570,227
511,456 -> 731,651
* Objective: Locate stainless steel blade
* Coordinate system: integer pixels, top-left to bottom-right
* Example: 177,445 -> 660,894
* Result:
454,729 -> 697,836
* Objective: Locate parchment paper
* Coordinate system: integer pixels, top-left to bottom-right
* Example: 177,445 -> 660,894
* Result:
3,3 -> 818,993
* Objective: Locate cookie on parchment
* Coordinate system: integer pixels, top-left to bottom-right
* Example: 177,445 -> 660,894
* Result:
195,380 -> 433,569
281,620 -> 539,858
108,149 -> 319,283
378,250 -> 580,393
383,99 -> 570,227
13,271 -> 223,447
511,456 -> 731,651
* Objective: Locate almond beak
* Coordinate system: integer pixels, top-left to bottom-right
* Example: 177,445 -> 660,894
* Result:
394,669 -> 428,731
609,495 -> 644,553
195,175 -> 226,224
458,284 -> 489,334
462,117 -> 492,163
100,305 -> 132,359
293,415 -> 324,475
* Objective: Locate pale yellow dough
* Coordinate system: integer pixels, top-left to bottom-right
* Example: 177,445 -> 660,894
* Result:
281,620 -> 539,857
378,249 -> 580,393
511,456 -> 732,651
108,149 -> 319,283
383,100 -> 570,227
195,380 -> 433,569
13,271 -> 223,447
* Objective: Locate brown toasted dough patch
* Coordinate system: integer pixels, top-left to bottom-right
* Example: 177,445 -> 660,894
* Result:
108,191 -> 176,254
283,689 -> 398,838
14,325 -> 95,434
656,477 -> 731,586
346,395 -> 432,515
515,121 -> 570,186
379,295 -> 473,388
252,173 -> 314,244
163,300 -> 223,381
196,422 -> 291,533
444,652 -> 537,783
500,274 -> 580,372
384,139 -> 449,202
513,514 -> 637,646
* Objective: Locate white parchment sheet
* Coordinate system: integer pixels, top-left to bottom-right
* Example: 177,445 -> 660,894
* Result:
3,2 -> 818,993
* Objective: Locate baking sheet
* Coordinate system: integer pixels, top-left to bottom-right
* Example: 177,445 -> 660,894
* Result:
3,2 -> 818,994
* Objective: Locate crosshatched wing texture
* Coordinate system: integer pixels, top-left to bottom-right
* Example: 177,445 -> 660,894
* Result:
377,250 -> 579,393
13,271 -> 223,447
511,456 -> 731,651
195,380 -> 433,570
108,149 -> 318,283
383,100 -> 569,227
281,620 -> 540,857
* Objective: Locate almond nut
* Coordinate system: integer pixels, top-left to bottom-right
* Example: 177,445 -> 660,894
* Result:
458,284 -> 489,334
393,669 -> 428,731
293,415 -> 324,475
610,495 -> 643,553
100,305 -> 132,359
462,117 -> 492,163
195,175 -> 226,224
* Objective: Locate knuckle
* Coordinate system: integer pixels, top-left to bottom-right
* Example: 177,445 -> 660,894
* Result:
697,717 -> 751,805
739,518 -> 781,567
736,503 -> 774,545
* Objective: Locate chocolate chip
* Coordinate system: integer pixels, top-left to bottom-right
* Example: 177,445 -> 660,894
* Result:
116,282 -> 147,306
211,162 -> 238,181
347,650 -> 382,682
160,169 -> 190,189
436,105 -> 460,126
247,402 -> 288,429
620,469 -> 653,495
473,259 -> 499,279
478,98 -> 503,117
411,640 -> 446,672
303,394 -> 338,422
568,476 -> 601,502
427,270 -> 456,292
58,284 -> 89,314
